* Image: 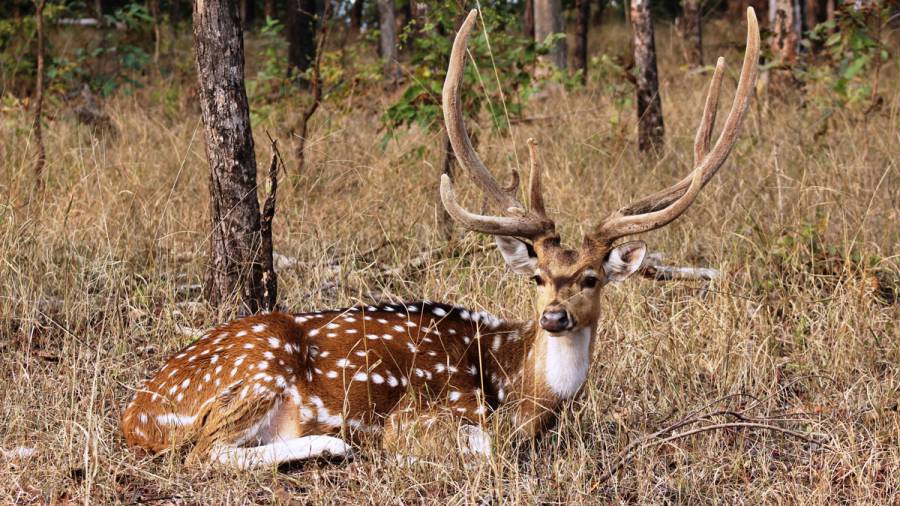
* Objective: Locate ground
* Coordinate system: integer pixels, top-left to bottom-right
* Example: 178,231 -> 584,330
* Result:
1,17 -> 898,505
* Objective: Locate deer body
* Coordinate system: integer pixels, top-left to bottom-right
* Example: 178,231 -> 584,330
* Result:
123,8 -> 760,468
122,303 -> 599,467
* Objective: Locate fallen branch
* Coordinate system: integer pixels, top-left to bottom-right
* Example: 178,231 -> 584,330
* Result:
638,252 -> 719,282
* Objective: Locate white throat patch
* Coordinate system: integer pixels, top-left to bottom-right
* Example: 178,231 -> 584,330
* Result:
541,327 -> 592,399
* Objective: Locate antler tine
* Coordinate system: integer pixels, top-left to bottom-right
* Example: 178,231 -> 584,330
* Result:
443,10 -> 523,214
594,7 -> 759,244
527,138 -> 546,217
694,58 -> 725,164
439,10 -> 555,240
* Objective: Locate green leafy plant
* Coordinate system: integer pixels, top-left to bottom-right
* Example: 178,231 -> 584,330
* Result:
806,3 -> 892,108
381,3 -> 549,148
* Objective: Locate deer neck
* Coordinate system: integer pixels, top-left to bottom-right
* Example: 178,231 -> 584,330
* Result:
481,318 -> 596,409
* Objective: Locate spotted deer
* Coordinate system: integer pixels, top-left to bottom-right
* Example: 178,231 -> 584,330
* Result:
122,8 -> 760,469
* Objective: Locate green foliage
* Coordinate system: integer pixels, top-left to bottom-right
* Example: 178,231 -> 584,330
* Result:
247,16 -> 295,116
0,1 -> 67,95
381,3 -> 546,147
806,4 -> 893,107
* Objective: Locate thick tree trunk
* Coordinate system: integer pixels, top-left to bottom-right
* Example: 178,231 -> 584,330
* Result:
678,0 -> 703,66
350,0 -> 363,33
193,0 -> 267,315
574,0 -> 590,83
630,0 -> 665,154
377,0 -> 400,83
524,0 -> 535,41
534,0 -> 566,70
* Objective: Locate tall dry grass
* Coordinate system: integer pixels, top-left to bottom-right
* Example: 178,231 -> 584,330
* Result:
1,17 -> 897,504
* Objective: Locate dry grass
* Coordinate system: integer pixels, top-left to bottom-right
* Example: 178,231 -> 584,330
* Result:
1,17 -> 898,505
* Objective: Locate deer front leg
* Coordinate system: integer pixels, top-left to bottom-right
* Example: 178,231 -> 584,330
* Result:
383,393 -> 493,459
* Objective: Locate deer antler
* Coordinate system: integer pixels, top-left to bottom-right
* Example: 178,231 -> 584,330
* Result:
439,9 -> 556,241
592,8 -> 760,245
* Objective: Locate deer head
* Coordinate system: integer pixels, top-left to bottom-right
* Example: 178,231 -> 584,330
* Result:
440,8 -> 759,336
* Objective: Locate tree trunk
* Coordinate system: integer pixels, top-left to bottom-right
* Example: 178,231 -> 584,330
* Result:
193,0 -> 267,315
534,0 -> 566,70
287,0 -> 318,83
33,0 -> 46,190
574,0 -> 590,84
769,0 -> 802,66
524,0 -> 535,41
239,0 -> 255,28
593,0 -> 607,25
630,0 -> 665,154
350,0 -> 363,33
377,0 -> 400,83
678,0 -> 703,66
264,0 -> 275,20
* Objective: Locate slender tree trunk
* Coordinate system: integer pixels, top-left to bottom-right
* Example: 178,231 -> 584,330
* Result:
524,0 -> 535,41
377,0 -> 400,83
593,0 -> 606,25
574,0 -> 590,83
239,0 -> 255,28
264,0 -> 275,20
630,0 -> 665,154
287,0 -> 318,83
193,0 -> 267,315
33,0 -> 46,190
769,0 -> 801,65
148,0 -> 161,65
678,0 -> 703,66
534,0 -> 566,70
350,0 -> 363,33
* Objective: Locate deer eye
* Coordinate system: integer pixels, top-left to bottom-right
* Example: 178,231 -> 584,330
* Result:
531,275 -> 545,286
581,275 -> 599,289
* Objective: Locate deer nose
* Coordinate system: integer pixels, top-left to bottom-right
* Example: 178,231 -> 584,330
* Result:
540,309 -> 572,333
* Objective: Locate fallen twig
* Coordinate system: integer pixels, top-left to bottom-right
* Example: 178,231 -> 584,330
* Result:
638,252 -> 719,282
593,404 -> 827,488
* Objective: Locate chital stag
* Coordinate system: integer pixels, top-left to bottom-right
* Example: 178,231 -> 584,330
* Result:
122,9 -> 760,468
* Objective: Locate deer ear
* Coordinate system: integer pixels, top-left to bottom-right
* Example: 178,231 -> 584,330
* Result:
603,241 -> 647,283
495,236 -> 538,276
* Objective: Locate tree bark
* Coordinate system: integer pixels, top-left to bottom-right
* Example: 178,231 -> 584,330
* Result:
524,0 -> 535,41
678,0 -> 703,66
264,0 -> 275,20
574,0 -> 590,83
593,0 -> 607,25
630,0 -> 665,154
377,0 -> 400,83
769,0 -> 802,66
193,0 -> 267,315
287,0 -> 318,83
534,0 -> 566,70
350,0 -> 363,33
